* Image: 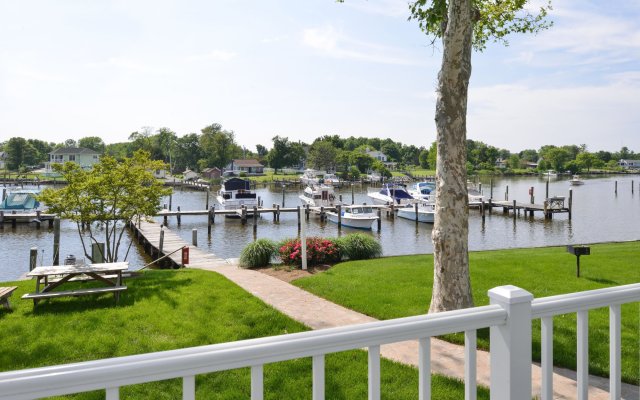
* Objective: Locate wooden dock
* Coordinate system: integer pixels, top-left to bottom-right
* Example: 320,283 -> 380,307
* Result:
0,211 -> 56,228
486,195 -> 572,220
129,220 -> 228,269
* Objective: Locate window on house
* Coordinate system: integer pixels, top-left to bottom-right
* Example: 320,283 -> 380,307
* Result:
68,155 -> 76,161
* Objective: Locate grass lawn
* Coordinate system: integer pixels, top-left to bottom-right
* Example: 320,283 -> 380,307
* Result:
0,269 -> 488,399
293,242 -> 640,384
248,173 -> 301,183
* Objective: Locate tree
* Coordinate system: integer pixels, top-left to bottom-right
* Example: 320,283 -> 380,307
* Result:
256,144 -> 269,158
198,123 -> 242,170
4,137 -> 27,170
426,141 -> 437,172
349,152 -> 375,173
408,0 -> 552,312
38,151 -> 171,263
267,136 -> 305,173
576,152 -> 597,172
78,136 -> 106,154
64,138 -> 77,148
308,141 -> 338,171
418,149 -> 430,169
508,154 -> 521,169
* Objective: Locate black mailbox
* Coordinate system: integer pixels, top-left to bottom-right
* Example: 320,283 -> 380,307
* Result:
566,245 -> 590,277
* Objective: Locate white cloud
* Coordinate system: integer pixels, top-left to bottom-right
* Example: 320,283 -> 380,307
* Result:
302,25 -> 427,66
187,50 -> 238,62
343,0 -> 410,18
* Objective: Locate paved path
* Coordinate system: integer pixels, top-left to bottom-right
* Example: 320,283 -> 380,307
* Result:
189,260 -> 638,400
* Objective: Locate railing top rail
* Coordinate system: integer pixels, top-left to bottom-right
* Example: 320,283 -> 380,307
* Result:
0,305 -> 505,400
531,282 -> 640,318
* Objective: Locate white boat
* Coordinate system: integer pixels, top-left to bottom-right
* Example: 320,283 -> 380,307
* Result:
326,204 -> 379,230
0,189 -> 41,212
367,183 -> 414,206
365,172 -> 382,183
299,184 -> 336,207
216,178 -> 258,215
321,173 -> 342,186
408,181 -> 436,201
545,170 -> 558,177
569,175 -> 584,186
300,169 -> 320,185
397,200 -> 436,223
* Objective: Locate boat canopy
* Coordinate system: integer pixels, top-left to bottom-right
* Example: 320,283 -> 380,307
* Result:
222,178 -> 251,191
1,190 -> 40,210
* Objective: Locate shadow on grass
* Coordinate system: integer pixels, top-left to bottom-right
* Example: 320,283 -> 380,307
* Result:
585,277 -> 619,285
25,271 -> 194,316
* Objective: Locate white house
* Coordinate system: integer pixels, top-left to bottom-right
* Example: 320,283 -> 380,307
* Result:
365,147 -> 387,162
618,159 -> 640,169
46,147 -> 100,172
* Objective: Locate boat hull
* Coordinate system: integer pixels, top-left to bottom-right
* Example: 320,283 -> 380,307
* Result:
326,212 -> 377,229
397,208 -> 435,223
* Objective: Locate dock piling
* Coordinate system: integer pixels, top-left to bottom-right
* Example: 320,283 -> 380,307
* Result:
505,185 -> 509,201
568,189 -> 573,220
351,184 -> 355,205
545,181 -> 549,199
29,247 -> 38,271
192,228 -> 198,247
177,206 -> 181,226
490,179 -> 493,199
159,228 -> 165,255
208,207 -> 213,235
414,202 -> 419,223
53,217 -> 60,266
205,190 -> 210,209
513,200 -> 517,221
615,180 -> 618,195
169,193 -> 173,211
297,205 -> 301,230
530,187 -> 534,204
337,204 -> 342,228
377,209 -> 382,231
253,206 -> 258,225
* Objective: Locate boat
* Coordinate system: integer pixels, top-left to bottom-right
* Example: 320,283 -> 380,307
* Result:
397,200 -> 436,223
544,170 -> 558,178
0,189 -> 41,212
326,204 -> 379,229
299,184 -> 337,207
569,175 -> 584,186
408,181 -> 436,201
320,173 -> 342,186
300,169 -> 321,185
367,183 -> 414,206
216,178 -> 258,215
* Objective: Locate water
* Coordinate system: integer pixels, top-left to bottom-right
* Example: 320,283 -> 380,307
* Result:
1,175 -> 638,281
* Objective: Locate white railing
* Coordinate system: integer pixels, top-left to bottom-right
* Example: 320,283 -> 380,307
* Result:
1,283 -> 638,400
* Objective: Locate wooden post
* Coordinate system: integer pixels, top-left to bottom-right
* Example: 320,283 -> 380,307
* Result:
632,180 -> 634,195
53,217 -> 60,266
208,207 -> 213,235
481,200 -> 486,222
505,185 -> 509,201
545,180 -> 549,199
568,189 -> 573,220
490,179 -> 493,199
282,185 -> 285,207
414,202 -> 419,223
169,192 -> 173,211
615,180 -> 618,195
478,183 -> 482,194
253,206 -> 258,225
336,204 -> 342,228
272,203 -> 277,221
206,190 -> 210,209
320,206 -> 325,222
241,205 -> 247,224
212,204 -> 216,224
177,206 -> 181,226
390,203 -> 395,219
339,194 -> 343,203
35,210 -> 42,229
306,204 -> 310,221
543,200 -> 549,219
513,200 -> 517,221
377,208 -> 382,231
159,228 -> 165,255
192,228 -> 198,247
275,204 -> 280,222
351,184 -> 355,205
29,247 -> 38,271
530,187 -> 534,204
297,205 -> 301,230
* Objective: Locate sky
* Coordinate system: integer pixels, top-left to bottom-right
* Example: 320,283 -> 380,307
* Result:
0,0 -> 638,153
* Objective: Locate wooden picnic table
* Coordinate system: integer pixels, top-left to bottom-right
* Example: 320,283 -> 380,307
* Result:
22,262 -> 128,306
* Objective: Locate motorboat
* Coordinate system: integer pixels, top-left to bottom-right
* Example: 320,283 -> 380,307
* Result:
216,178 -> 258,215
365,172 -> 382,183
569,175 -> 584,186
299,184 -> 337,207
397,200 -> 436,223
326,204 -> 379,230
300,169 -> 323,185
321,173 -> 342,186
544,170 -> 558,178
367,183 -> 414,206
0,189 -> 41,212
408,181 -> 436,201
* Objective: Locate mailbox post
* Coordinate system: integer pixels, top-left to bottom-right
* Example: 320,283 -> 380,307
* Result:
566,245 -> 590,277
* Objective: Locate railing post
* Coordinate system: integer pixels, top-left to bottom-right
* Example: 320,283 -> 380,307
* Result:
488,285 -> 533,400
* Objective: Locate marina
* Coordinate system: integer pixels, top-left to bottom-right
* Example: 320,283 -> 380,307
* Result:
1,175 -> 639,281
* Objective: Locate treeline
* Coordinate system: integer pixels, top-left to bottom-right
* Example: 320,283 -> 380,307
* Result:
1,122 -> 637,175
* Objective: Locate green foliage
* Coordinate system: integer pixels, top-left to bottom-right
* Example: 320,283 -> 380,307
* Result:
78,136 -> 106,153
198,123 -> 242,170
335,233 -> 382,260
418,149 -> 430,169
38,150 -> 171,262
239,239 -> 278,268
409,0 -> 553,51
307,140 -> 338,171
348,165 -> 361,180
294,242 -> 640,384
278,237 -> 341,267
350,151 -> 375,173
267,136 -> 306,172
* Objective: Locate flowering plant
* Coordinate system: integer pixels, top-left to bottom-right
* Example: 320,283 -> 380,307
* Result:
278,237 -> 341,267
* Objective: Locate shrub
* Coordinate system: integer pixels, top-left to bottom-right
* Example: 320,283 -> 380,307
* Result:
239,239 -> 277,268
336,233 -> 382,260
278,237 -> 341,267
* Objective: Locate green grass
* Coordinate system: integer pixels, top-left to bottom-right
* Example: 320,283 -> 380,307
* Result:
293,242 -> 640,384
248,172 -> 301,183
0,269 -> 488,399
407,168 -> 436,176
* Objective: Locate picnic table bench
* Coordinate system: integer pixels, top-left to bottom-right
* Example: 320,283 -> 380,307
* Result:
0,286 -> 18,310
22,262 -> 128,306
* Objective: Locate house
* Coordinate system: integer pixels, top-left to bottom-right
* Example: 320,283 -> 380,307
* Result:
0,151 -> 6,170
225,159 -> 264,175
618,159 -> 640,169
153,169 -> 168,179
47,147 -> 100,171
201,167 -> 222,180
182,169 -> 200,181
364,147 -> 387,162
495,158 -> 507,168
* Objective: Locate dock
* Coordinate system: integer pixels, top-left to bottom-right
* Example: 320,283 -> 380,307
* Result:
0,211 -> 56,228
486,194 -> 572,220
129,220 -> 227,269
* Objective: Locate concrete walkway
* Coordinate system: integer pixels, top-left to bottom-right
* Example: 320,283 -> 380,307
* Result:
190,260 -> 637,399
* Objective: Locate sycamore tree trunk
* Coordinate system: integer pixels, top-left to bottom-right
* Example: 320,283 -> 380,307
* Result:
429,0 -> 475,313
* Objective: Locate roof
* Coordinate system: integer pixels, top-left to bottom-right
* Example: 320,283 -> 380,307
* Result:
202,167 -> 221,173
233,159 -> 263,168
50,147 -> 100,155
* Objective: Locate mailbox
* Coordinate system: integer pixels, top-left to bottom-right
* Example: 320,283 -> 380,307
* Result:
566,245 -> 590,277
182,246 -> 190,265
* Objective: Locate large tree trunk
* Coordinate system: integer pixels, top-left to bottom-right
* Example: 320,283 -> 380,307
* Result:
429,0 -> 475,313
